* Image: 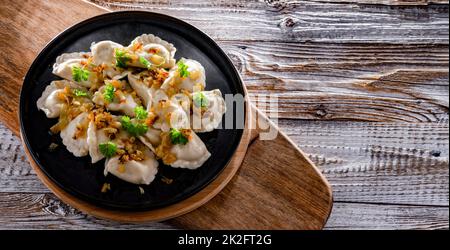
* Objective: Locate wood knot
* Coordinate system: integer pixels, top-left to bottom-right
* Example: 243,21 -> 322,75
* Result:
41,194 -> 77,216
264,0 -> 287,10
237,45 -> 248,50
279,17 -> 299,33
430,150 -> 441,157
314,104 -> 328,118
283,17 -> 296,28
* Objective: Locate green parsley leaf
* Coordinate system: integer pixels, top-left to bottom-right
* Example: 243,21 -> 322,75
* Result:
72,66 -> 90,82
121,116 -> 148,136
193,92 -> 209,108
139,56 -> 151,68
99,141 -> 117,158
177,60 -> 190,78
121,115 -> 132,129
169,128 -> 189,145
103,84 -> 115,103
73,89 -> 89,97
115,49 -> 131,68
133,123 -> 149,136
134,106 -> 148,120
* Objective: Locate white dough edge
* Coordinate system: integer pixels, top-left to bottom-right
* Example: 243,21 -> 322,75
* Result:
36,80 -> 84,118
60,112 -> 90,157
52,52 -> 91,74
129,34 -> 177,67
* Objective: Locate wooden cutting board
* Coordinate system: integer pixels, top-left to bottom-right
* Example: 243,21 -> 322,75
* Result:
0,0 -> 332,229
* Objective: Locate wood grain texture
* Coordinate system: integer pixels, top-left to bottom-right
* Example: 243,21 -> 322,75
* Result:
270,0 -> 449,6
0,0 -> 448,229
325,202 -> 449,230
89,0 -> 449,44
280,120 -> 449,206
0,193 -> 174,229
0,192 -> 446,230
224,41 -> 449,122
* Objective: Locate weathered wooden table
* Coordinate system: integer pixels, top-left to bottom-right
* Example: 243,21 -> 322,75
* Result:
0,0 -> 448,229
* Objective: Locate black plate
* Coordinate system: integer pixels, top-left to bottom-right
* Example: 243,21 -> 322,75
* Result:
19,11 -> 244,210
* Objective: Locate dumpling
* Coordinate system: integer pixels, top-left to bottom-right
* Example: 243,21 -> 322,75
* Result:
168,131 -> 211,169
37,80 -> 87,118
127,72 -> 156,110
91,41 -> 123,66
104,145 -> 158,185
161,58 -> 205,93
191,89 -> 226,132
126,34 -> 176,69
127,69 -> 171,108
52,52 -> 98,87
171,93 -> 191,113
60,112 -> 90,157
104,92 -> 139,117
90,41 -> 129,79
152,93 -> 190,132
87,111 -> 121,163
138,127 -> 161,152
92,81 -> 140,117
87,121 -> 110,163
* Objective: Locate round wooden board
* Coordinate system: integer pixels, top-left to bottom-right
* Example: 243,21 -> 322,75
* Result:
20,98 -> 252,223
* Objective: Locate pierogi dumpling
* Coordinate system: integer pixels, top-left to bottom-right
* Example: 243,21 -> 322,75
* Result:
104,145 -> 158,185
60,112 -> 90,157
161,58 -> 205,93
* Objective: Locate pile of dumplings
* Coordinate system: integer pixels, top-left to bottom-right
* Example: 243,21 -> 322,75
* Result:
37,34 -> 226,186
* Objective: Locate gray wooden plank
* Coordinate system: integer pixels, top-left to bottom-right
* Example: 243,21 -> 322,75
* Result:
280,120 -> 449,206
0,193 -> 174,229
307,0 -> 448,5
325,202 -> 449,230
220,41 -> 448,122
88,0 -> 449,44
0,126 -> 48,193
0,192 -> 446,229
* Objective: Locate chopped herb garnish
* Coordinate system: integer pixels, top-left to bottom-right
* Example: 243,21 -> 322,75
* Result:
134,106 -> 148,120
177,60 -> 190,78
73,89 -> 88,97
115,49 -> 131,68
121,116 -> 133,132
193,92 -> 209,108
169,128 -> 189,145
121,116 -> 148,136
103,84 -> 115,103
72,66 -> 90,82
133,123 -> 148,136
139,56 -> 151,68
99,141 -> 117,158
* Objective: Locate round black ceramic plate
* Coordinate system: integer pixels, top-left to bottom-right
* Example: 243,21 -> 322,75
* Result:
19,11 -> 244,210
